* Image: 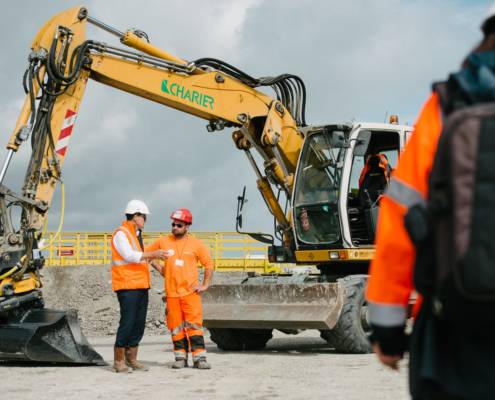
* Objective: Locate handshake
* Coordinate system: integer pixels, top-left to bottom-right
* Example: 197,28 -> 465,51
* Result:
144,249 -> 174,261
151,249 -> 174,259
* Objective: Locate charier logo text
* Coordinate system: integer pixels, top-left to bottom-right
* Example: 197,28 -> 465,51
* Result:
161,79 -> 214,110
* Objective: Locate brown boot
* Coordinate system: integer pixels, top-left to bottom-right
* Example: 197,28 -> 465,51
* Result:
125,346 -> 148,371
113,347 -> 130,373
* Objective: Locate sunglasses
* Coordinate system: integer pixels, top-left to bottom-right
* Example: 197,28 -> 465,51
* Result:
171,222 -> 185,228
135,213 -> 147,222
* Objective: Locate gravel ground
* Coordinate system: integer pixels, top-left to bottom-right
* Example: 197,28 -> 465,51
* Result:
1,331 -> 410,400
10,265 -> 410,399
0,266 -> 409,400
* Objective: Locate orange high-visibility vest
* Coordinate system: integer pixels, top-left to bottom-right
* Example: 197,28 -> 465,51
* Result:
366,93 -> 443,326
111,220 -> 150,291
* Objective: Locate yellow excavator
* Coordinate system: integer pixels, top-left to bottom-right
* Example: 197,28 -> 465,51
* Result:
0,7 -> 413,363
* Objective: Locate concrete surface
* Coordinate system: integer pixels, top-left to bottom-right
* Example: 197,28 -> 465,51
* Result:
1,330 -> 410,400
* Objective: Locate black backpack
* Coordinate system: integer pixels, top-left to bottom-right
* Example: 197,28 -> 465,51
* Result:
405,51 -> 495,328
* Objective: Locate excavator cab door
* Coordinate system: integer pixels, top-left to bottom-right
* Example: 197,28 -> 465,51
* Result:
291,125 -> 351,249
347,128 -> 401,245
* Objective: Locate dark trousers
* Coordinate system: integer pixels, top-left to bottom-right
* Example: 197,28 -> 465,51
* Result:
115,289 -> 149,347
413,380 -> 466,400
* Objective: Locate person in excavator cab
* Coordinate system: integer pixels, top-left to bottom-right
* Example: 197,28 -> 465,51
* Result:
358,153 -> 391,209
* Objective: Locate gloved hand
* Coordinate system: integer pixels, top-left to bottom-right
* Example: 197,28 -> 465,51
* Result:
369,324 -> 408,370
369,324 -> 408,356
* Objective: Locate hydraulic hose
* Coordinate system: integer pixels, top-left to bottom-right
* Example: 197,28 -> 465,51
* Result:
0,265 -> 19,280
39,182 -> 65,250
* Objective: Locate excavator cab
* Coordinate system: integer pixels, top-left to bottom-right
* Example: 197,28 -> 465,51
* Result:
292,123 -> 410,258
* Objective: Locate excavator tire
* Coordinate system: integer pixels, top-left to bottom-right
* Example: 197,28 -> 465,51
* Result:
209,328 -> 273,351
319,275 -> 372,354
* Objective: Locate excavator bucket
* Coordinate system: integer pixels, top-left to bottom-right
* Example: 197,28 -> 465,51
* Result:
0,308 -> 105,365
202,282 -> 344,330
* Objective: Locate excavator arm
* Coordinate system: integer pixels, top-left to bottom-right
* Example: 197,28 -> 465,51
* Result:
5,6 -> 305,242
0,6 -> 307,363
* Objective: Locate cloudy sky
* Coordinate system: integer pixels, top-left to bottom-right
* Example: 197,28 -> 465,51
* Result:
0,0 -> 489,235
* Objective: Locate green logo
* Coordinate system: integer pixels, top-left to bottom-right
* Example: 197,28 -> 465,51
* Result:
161,80 -> 214,110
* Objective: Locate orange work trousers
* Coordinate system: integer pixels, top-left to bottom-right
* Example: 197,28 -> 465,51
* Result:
166,292 -> 206,361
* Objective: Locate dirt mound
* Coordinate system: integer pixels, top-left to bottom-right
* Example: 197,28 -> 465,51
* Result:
42,265 -> 167,336
41,265 -> 247,337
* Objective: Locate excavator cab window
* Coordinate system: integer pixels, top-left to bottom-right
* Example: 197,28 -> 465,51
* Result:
347,130 -> 400,245
293,130 -> 345,245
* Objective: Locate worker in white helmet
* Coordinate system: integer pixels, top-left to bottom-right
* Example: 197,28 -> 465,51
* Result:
111,199 -> 168,373
368,5 -> 495,400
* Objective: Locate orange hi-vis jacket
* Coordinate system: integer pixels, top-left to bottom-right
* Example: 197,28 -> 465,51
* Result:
366,93 -> 443,328
146,234 -> 213,297
111,220 -> 150,292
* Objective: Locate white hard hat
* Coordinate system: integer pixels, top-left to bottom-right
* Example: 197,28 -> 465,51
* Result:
124,199 -> 150,215
482,2 -> 495,34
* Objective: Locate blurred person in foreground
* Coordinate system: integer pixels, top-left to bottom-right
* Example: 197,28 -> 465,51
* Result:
367,6 -> 495,400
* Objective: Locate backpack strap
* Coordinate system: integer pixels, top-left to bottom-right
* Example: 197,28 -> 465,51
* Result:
432,77 -> 470,118
432,81 -> 450,113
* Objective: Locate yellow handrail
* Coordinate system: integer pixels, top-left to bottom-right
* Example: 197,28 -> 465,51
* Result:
42,231 -> 293,273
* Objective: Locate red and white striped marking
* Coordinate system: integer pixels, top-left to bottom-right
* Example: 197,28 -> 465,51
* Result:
55,109 -> 77,157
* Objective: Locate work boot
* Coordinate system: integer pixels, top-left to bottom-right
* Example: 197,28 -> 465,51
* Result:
193,357 -> 211,370
125,346 -> 148,371
113,347 -> 130,373
171,358 -> 188,369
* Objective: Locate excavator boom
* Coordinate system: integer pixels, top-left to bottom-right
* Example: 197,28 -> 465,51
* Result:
0,7 -> 309,364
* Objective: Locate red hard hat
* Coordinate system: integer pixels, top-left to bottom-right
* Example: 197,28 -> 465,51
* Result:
170,208 -> 192,224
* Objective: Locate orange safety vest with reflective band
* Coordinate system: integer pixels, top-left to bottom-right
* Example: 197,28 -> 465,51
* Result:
366,93 -> 442,327
111,220 -> 150,291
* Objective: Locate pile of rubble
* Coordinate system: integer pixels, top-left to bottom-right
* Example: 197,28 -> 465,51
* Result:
42,265 -> 169,336
41,265 -> 247,337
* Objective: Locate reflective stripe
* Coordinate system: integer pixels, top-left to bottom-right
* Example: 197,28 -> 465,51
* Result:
192,351 -> 206,361
385,177 -> 425,208
171,323 -> 185,336
368,302 -> 407,327
184,321 -> 203,331
111,260 -> 128,267
111,259 -> 146,267
119,227 -> 139,251
174,351 -> 186,359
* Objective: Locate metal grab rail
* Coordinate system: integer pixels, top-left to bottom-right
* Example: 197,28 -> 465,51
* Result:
42,231 -> 289,273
